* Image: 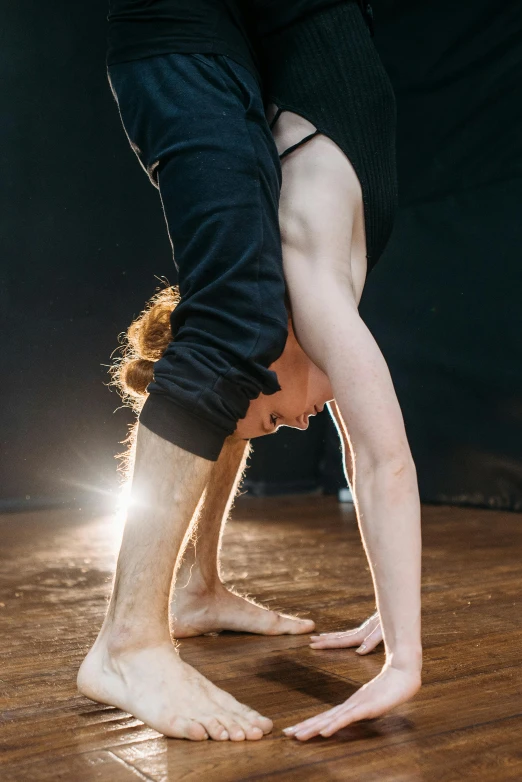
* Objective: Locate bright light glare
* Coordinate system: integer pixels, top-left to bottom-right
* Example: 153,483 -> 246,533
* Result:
114,479 -> 135,525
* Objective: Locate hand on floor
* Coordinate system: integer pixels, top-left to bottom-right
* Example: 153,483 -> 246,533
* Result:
309,610 -> 382,654
283,663 -> 421,740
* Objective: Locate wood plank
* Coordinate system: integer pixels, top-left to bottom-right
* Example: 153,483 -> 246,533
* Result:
1,750 -> 154,782
110,713 -> 522,782
2,657 -> 520,770
267,717 -> 522,782
1,499 -> 521,781
295,627 -> 522,686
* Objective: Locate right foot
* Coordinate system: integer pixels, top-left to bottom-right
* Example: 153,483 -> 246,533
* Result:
77,637 -> 272,741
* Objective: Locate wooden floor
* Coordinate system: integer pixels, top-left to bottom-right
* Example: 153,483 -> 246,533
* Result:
1,496 -> 521,781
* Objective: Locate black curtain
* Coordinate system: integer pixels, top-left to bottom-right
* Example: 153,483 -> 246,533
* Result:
0,2 -> 171,509
1,1 -> 521,510
360,0 -> 522,509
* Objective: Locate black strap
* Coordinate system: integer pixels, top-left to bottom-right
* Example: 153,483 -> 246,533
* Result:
279,130 -> 321,161
269,108 -> 321,160
269,107 -> 283,131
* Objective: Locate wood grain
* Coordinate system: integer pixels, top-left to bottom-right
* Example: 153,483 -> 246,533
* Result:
1,498 -> 521,780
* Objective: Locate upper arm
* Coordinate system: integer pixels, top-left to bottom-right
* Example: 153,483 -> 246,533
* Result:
287,271 -> 412,475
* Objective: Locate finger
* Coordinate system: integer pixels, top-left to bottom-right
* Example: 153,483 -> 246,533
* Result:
310,614 -> 380,649
318,691 -> 391,737
284,713 -> 335,736
285,705 -> 346,738
311,628 -> 366,641
295,709 -> 351,741
349,612 -> 379,634
319,704 -> 376,737
312,627 -> 365,639
310,630 -> 367,649
355,623 -> 383,655
283,704 -> 345,736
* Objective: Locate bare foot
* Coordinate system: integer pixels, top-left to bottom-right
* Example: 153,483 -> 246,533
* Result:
171,580 -> 315,637
77,634 -> 273,741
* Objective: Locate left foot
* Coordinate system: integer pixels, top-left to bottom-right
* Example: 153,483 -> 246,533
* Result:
171,579 -> 315,638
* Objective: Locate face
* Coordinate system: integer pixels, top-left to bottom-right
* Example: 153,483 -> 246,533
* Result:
234,323 -> 334,440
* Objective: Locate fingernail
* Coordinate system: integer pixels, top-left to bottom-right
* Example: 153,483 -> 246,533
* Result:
356,644 -> 366,653
283,727 -> 295,734
220,730 -> 229,739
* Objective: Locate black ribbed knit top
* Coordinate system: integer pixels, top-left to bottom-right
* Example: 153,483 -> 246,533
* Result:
253,1 -> 398,268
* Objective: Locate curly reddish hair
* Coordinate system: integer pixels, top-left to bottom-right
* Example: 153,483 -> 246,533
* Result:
110,283 -> 290,479
110,284 -> 179,478
110,284 -> 179,412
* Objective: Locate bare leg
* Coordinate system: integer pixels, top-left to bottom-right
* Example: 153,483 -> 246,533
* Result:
172,436 -> 315,636
77,424 -> 272,741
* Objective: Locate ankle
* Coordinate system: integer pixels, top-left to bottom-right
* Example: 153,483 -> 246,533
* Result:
99,619 -> 171,657
176,566 -> 221,599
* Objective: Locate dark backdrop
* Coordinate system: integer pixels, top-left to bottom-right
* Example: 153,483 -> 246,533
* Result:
1,1 -> 521,511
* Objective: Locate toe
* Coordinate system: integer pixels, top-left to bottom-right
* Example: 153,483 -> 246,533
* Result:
271,612 -> 315,635
237,705 -> 273,735
206,683 -> 272,736
228,710 -> 265,741
217,716 -> 247,741
200,717 -> 229,741
288,617 -> 316,634
242,724 -> 264,741
167,717 -> 208,741
259,717 -> 274,734
232,715 -> 264,740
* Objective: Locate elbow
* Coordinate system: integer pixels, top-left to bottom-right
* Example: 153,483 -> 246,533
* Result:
356,454 -> 419,505
388,455 -> 416,481
356,449 -> 417,486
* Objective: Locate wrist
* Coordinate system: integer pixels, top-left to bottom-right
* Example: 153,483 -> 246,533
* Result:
386,644 -> 423,674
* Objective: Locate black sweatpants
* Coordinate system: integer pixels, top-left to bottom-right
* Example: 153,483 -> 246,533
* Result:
108,53 -> 288,460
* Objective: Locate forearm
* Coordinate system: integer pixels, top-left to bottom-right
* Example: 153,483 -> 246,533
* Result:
328,386 -> 421,669
353,456 -> 422,670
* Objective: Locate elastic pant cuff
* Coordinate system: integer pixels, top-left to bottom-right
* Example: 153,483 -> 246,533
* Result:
139,394 -> 229,461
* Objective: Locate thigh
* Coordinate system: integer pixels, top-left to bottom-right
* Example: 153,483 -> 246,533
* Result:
271,109 -> 367,304
108,53 -> 288,378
